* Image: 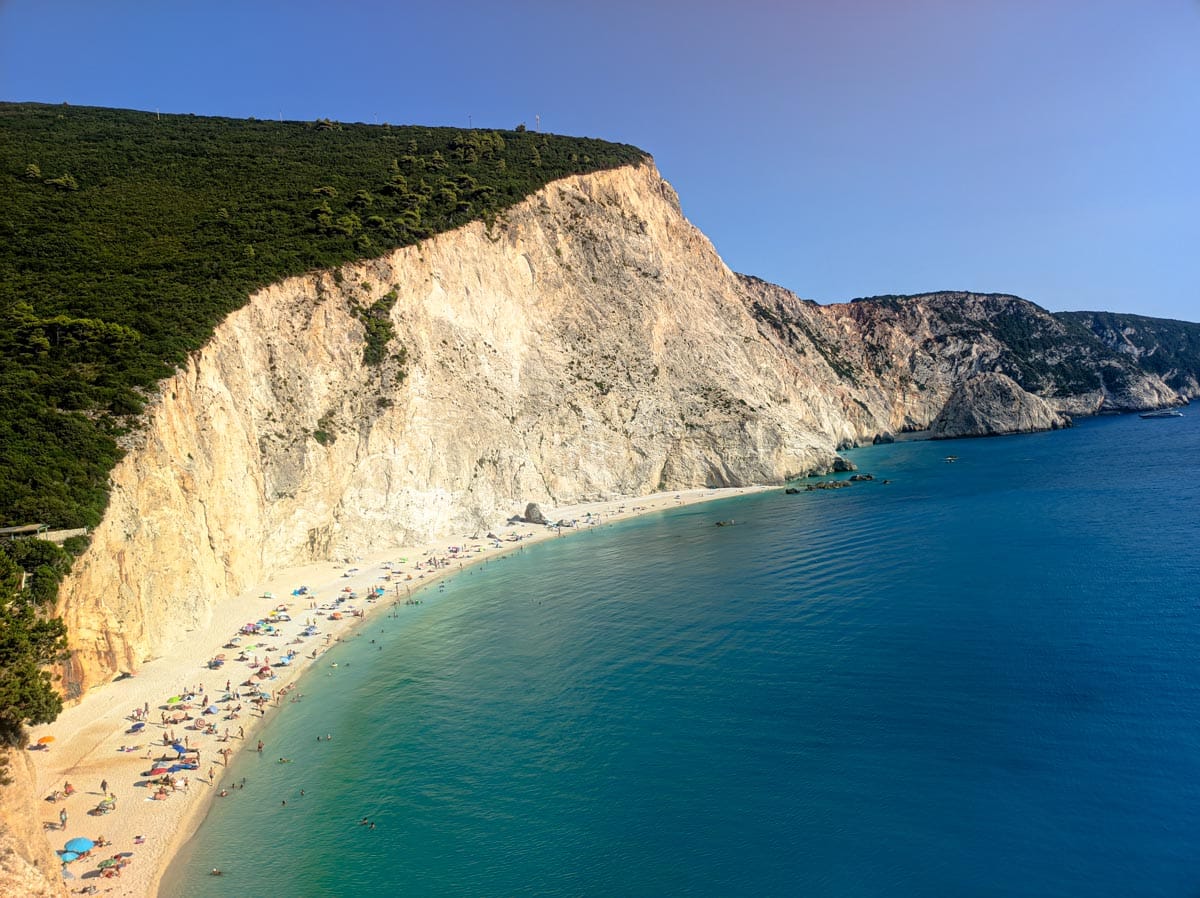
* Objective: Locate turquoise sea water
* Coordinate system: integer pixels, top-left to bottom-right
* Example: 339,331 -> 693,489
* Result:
166,411 -> 1200,897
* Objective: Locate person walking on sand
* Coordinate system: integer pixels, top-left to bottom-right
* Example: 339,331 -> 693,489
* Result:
59,808 -> 67,829
100,778 -> 107,794
208,767 -> 215,783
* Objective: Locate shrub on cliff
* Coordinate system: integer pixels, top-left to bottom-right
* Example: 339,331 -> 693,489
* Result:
0,551 -> 68,768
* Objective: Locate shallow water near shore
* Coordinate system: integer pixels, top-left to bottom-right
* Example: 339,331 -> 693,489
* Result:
166,411 -> 1200,897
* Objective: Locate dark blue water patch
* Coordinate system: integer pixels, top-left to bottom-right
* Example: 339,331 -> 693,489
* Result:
167,411 -> 1200,897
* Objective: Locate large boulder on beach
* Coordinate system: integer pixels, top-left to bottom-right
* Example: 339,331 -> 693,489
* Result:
524,503 -> 548,525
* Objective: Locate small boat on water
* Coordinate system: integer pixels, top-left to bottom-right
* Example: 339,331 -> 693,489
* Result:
1139,409 -> 1184,419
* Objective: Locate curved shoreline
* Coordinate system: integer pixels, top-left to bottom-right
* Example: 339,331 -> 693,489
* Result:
26,487 -> 765,897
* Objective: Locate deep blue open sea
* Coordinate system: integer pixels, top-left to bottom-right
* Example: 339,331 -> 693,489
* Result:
166,411 -> 1200,897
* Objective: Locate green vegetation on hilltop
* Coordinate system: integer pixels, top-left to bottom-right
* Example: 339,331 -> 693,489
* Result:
0,102 -> 647,530
1057,311 -> 1200,394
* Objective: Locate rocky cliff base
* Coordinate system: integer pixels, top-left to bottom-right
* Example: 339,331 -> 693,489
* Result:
0,753 -> 66,898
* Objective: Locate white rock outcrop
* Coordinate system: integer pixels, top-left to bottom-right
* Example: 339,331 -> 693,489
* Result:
929,372 -> 1072,437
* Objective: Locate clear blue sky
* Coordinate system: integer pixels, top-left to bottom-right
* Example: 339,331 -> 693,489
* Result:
3,0 -> 1197,321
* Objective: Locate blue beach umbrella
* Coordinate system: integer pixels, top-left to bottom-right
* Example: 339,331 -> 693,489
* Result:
64,837 -> 94,853
171,743 -> 187,754
59,851 -> 79,863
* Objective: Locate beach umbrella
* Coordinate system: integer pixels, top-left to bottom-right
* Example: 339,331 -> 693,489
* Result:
166,695 -> 182,704
97,858 -> 118,869
171,743 -> 187,754
129,722 -> 145,732
148,767 -> 169,775
59,851 -> 79,863
64,837 -> 94,853
37,735 -> 55,744
206,705 -> 219,714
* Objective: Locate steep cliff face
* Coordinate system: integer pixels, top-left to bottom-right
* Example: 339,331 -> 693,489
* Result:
740,286 -> 1179,439
818,292 -> 1179,420
1057,311 -> 1200,400
54,164 -> 1184,697
0,753 -> 66,898
930,373 -> 1072,438
55,163 -> 871,695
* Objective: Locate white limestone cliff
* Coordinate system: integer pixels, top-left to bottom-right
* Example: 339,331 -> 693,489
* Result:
55,163 -> 861,695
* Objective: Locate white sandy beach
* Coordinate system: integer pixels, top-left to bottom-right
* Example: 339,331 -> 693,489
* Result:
25,487 -> 764,897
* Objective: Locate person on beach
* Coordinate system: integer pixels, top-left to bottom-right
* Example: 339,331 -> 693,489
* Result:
100,778 -> 107,794
59,808 -> 67,829
256,740 -> 264,753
